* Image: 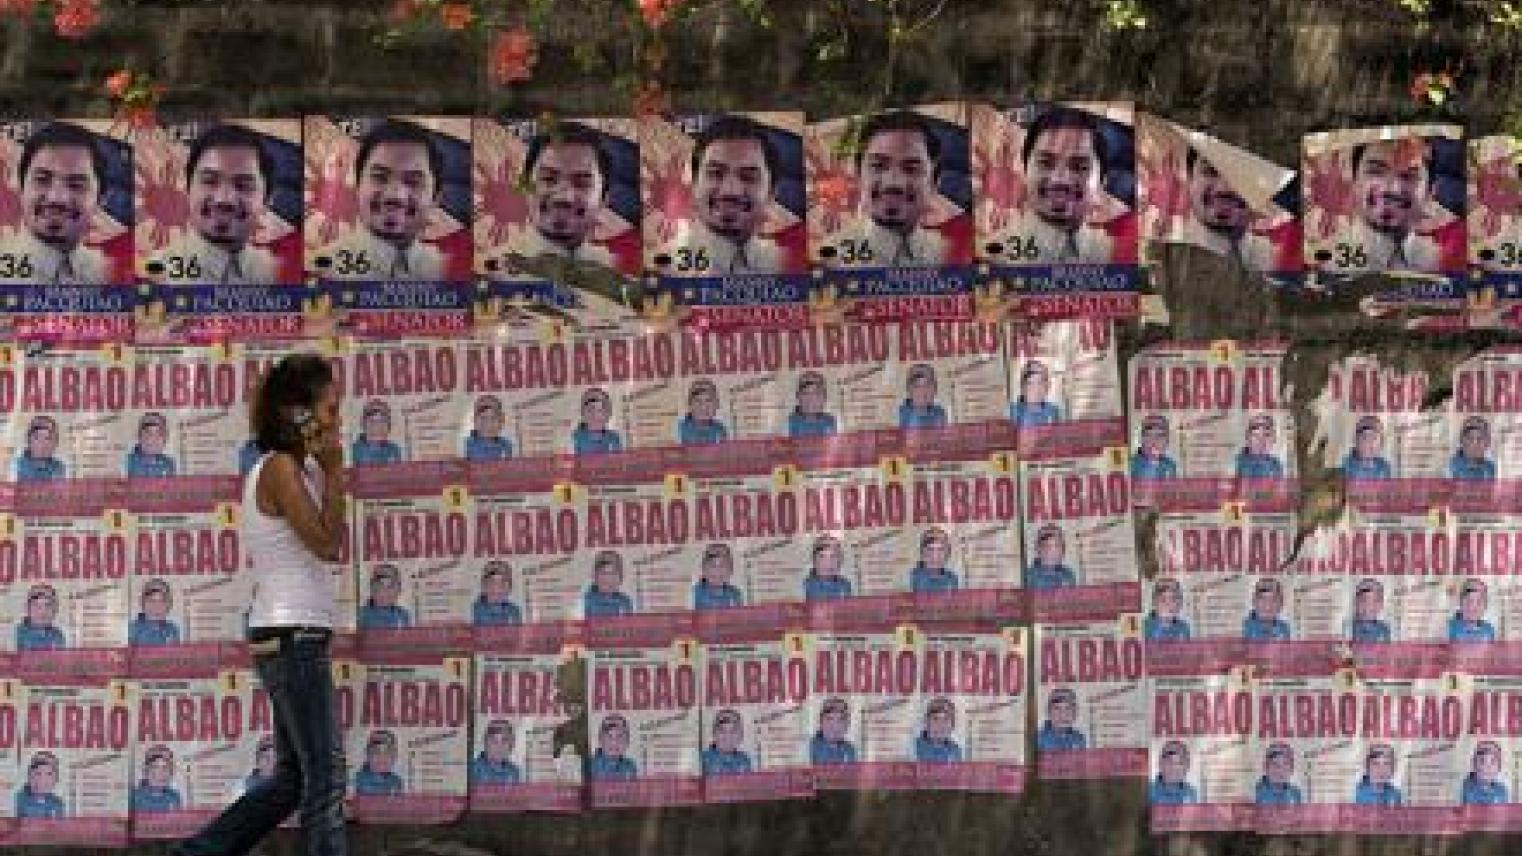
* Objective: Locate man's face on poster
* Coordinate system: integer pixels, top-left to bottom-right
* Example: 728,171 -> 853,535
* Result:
1141,424 -> 1168,457
1266,750 -> 1294,785
693,138 -> 771,241
474,399 -> 504,439
147,755 -> 174,788
485,727 -> 513,762
1367,750 -> 1394,784
27,592 -> 56,626
594,558 -> 622,593
1037,533 -> 1064,566
358,141 -> 436,245
27,423 -> 56,459
814,540 -> 842,576
144,588 -> 171,621
820,704 -> 849,741
1355,424 -> 1382,458
908,373 -> 937,408
140,420 -> 168,455
1477,748 -> 1502,782
529,142 -> 605,248
600,720 -> 628,756
1160,750 -> 1188,784
1155,584 -> 1181,618
363,409 -> 391,443
1246,419 -> 1273,455
1461,585 -> 1488,621
1050,696 -> 1077,728
861,129 -> 935,233
1355,586 -> 1383,621
1027,128 -> 1099,230
1353,141 -> 1428,236
21,144 -> 98,248
582,391 -> 611,430
797,379 -> 827,415
701,550 -> 733,587
368,739 -> 396,773
1188,154 -> 1250,236
1462,424 -> 1489,460
1254,584 -> 1282,618
689,384 -> 719,422
28,760 -> 57,794
926,706 -> 954,740
920,535 -> 949,570
371,572 -> 401,607
715,717 -> 742,752
1021,364 -> 1050,403
189,145 -> 265,249
482,567 -> 510,602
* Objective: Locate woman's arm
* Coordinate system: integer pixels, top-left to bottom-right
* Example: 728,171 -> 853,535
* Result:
257,452 -> 347,562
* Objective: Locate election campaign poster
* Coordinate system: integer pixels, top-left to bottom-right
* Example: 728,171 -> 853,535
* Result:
1314,354 -> 1450,505
342,336 -> 468,470
698,634 -> 814,803
0,497 -> 131,679
1020,450 -> 1140,622
1006,318 -> 1125,460
1135,114 -> 1302,286
133,281 -> 336,346
0,119 -> 134,287
914,627 -> 1028,794
1036,618 -> 1146,781
1147,495 -> 1297,664
1251,664 -> 1357,834
1128,340 -> 1295,508
1302,125 -> 1466,308
353,484 -> 475,656
1149,668 -> 1255,832
807,628 -> 920,791
795,462 -> 916,630
900,452 -> 1024,625
970,102 -> 1138,320
1460,673 -> 1522,829
128,671 -> 251,840
587,640 -> 703,808
640,111 -> 809,330
1450,347 -> 1522,487
123,343 -> 245,492
891,320 -> 1011,454
346,653 -> 471,824
0,674 -> 17,838
808,104 -> 975,323
133,119 -> 303,286
8,342 -> 135,488
473,116 -> 644,325
683,471 -> 807,642
235,339 -> 348,478
1299,505 -> 1455,658
303,115 -> 472,284
11,678 -> 133,847
577,479 -> 699,647
125,499 -> 247,675
1337,669 -> 1466,835
1468,135 -> 1522,326
222,670 -> 296,832
470,647 -> 581,813
465,484 -> 583,649
1453,510 -> 1522,648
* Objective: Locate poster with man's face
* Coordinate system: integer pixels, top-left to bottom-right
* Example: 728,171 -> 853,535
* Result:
134,120 -> 302,285
971,103 -> 1138,319
1136,115 -> 1301,285
474,117 -> 642,324
640,112 -> 809,327
808,104 -> 974,321
304,116 -> 472,283
0,120 -> 134,286
1303,126 -> 1466,300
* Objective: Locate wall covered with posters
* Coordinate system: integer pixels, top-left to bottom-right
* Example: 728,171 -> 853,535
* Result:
3,1 -> 1522,856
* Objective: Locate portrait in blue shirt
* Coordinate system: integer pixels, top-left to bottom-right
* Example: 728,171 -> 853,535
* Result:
811,698 -> 857,765
574,388 -> 623,455
1145,613 -> 1192,641
1146,580 -> 1191,641
1243,579 -> 1291,641
1462,742 -> 1509,805
1152,741 -> 1195,804
590,750 -> 638,781
1256,743 -> 1302,805
133,746 -> 183,813
353,399 -> 403,467
585,551 -> 634,617
358,566 -> 412,630
909,529 -> 958,593
1452,579 -> 1496,643
1236,414 -> 1283,479
1027,525 -> 1077,590
679,379 -> 728,446
1011,361 -> 1061,427
126,448 -> 177,478
1036,722 -> 1087,751
915,698 -> 962,763
701,747 -> 753,774
1038,688 -> 1086,750
1255,777 -> 1303,805
804,536 -> 853,601
465,394 -> 513,461
591,714 -> 637,781
1132,414 -> 1178,479
1344,415 -> 1392,480
1350,579 -> 1390,642
16,753 -> 64,819
900,363 -> 948,429
472,720 -> 521,785
1355,744 -> 1401,806
705,710 -> 755,774
129,579 -> 180,647
809,733 -> 857,765
1453,417 -> 1496,480
789,371 -> 838,438
16,415 -> 64,483
355,731 -> 405,796
694,544 -> 744,610
17,585 -> 64,651
473,561 -> 522,626
131,783 -> 183,813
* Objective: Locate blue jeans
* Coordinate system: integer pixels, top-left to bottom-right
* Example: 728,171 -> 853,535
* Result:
174,629 -> 348,856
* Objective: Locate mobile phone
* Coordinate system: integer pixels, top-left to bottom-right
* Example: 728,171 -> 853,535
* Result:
292,407 -> 318,442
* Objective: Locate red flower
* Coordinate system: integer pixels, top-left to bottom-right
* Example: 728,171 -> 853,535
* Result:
104,69 -> 132,99
638,0 -> 682,29
53,0 -> 100,39
439,2 -> 474,30
488,26 -> 537,85
388,0 -> 419,24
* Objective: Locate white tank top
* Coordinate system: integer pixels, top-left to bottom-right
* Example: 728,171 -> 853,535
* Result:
243,452 -> 338,629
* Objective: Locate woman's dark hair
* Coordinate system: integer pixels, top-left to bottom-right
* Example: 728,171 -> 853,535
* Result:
250,353 -> 334,455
